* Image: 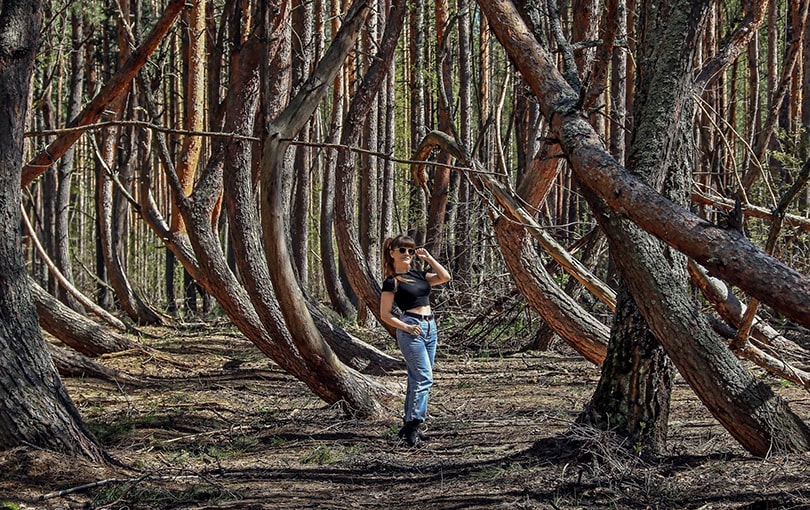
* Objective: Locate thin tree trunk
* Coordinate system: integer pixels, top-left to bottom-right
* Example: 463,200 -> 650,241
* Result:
291,0 -> 314,287
21,0 -> 186,187
52,11 -> 86,312
426,0 -> 452,257
408,0 -> 427,243
95,4 -> 165,326
320,0 -> 355,317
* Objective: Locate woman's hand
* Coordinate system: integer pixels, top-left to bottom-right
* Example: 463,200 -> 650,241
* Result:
415,247 -> 431,261
405,323 -> 422,335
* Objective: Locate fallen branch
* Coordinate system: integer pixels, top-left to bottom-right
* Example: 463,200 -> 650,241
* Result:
39,474 -> 200,500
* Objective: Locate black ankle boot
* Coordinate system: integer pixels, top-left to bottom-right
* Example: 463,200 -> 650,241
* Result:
398,419 -> 423,447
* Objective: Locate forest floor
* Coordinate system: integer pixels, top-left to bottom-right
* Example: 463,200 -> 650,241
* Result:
2,320 -> 810,509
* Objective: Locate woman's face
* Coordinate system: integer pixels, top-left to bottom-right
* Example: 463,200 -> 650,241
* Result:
392,245 -> 416,265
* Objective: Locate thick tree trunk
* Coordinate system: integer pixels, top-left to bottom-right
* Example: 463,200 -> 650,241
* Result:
0,0 -> 104,461
580,289 -> 673,453
479,0 -> 810,456
581,0 -> 695,454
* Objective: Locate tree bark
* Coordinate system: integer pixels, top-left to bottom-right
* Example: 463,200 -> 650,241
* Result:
50,343 -> 137,383
95,8 -> 165,326
30,279 -> 139,357
291,0 -> 314,288
425,0 -> 452,257
479,0 -> 810,456
261,0 -> 393,416
334,0 -> 408,336
480,2 -> 810,332
0,0 -> 104,461
52,11 -> 86,312
320,0 -> 356,318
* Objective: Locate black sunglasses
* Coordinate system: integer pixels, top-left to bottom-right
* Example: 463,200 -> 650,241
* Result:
397,247 -> 416,255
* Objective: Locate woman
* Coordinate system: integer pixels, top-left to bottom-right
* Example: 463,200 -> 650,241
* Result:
380,235 -> 451,447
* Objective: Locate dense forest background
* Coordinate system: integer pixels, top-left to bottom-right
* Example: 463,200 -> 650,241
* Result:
3,0 -> 810,505
20,0 -> 804,312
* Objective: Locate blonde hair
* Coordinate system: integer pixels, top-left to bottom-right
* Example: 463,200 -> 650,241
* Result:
382,235 -> 416,279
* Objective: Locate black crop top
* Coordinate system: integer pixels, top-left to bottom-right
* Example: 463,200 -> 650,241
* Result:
382,269 -> 431,311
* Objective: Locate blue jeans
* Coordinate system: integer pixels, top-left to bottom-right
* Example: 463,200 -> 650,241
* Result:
397,314 -> 438,422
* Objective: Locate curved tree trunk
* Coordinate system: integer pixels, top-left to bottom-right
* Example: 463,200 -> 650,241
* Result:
95,3 -> 166,327
479,0 -> 810,456
0,1 -> 104,461
260,0 -> 393,416
334,0 -> 408,337
412,131 -> 610,364
131,1 -> 396,416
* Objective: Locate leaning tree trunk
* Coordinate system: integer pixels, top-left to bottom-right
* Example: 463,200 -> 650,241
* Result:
30,279 -> 140,357
479,0 -> 810,456
0,0 -> 104,461
260,0 -> 393,416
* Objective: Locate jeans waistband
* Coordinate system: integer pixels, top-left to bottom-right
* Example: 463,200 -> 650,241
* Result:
404,311 -> 434,321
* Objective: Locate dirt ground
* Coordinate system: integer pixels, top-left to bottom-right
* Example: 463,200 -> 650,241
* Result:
2,321 -> 810,509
